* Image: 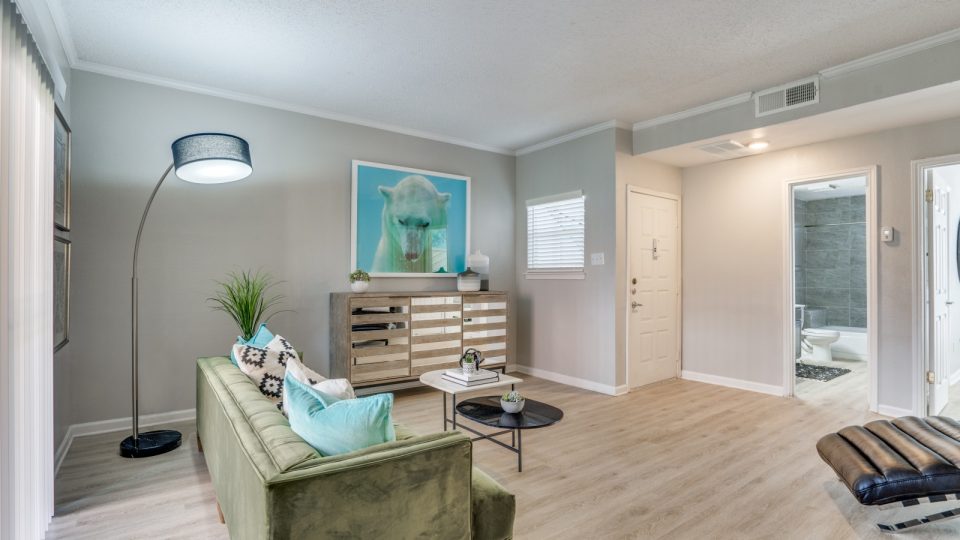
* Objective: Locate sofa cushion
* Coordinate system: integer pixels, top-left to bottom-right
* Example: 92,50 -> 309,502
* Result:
285,374 -> 396,456
281,355 -> 355,416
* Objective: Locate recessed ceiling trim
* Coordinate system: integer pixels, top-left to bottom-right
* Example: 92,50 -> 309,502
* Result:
631,93 -> 753,131
515,120 -> 628,156
42,0 -> 78,65
820,27 -> 960,79
71,60 -> 516,156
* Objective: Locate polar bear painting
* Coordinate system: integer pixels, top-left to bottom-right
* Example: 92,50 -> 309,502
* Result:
372,175 -> 452,273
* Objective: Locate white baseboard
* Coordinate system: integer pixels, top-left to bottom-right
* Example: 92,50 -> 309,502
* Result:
55,408 -> 196,476
950,369 -> 960,386
877,404 -> 914,418
514,365 -> 623,396
680,370 -> 786,397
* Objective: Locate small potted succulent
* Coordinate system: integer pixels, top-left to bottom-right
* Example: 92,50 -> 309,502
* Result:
349,269 -> 370,293
500,390 -> 525,413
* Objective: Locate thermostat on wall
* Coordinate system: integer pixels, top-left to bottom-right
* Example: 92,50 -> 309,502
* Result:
881,226 -> 895,243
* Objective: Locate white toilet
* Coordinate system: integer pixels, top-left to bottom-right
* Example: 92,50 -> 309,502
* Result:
801,328 -> 841,363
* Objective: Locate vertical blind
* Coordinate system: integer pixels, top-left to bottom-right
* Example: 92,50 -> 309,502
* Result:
0,0 -> 56,537
526,190 -> 585,271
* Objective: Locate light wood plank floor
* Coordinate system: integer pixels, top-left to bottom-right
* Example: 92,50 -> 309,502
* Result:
794,358 -> 869,411
48,375 -> 960,539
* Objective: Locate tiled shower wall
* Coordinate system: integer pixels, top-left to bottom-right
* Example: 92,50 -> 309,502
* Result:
795,195 -> 867,327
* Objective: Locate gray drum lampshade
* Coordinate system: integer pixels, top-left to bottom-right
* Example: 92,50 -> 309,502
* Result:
171,133 -> 252,184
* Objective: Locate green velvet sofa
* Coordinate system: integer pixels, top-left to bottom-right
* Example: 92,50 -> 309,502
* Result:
196,356 -> 515,539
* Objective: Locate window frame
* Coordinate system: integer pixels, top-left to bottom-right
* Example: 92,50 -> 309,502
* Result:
524,190 -> 586,280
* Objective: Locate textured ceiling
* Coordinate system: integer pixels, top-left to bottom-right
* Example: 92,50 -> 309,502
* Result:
50,0 -> 960,152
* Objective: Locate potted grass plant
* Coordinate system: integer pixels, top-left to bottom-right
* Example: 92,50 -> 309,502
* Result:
208,269 -> 288,340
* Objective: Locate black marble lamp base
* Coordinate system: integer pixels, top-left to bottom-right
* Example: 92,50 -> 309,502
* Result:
119,429 -> 182,458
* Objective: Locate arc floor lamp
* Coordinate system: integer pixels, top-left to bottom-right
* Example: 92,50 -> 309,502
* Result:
120,133 -> 252,458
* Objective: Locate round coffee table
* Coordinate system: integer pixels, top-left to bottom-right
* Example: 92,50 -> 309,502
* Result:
455,396 -> 563,471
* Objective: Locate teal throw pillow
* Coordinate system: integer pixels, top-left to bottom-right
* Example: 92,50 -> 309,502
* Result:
229,323 -> 274,365
284,374 -> 396,456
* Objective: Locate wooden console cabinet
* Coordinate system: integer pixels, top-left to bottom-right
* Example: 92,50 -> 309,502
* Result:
330,291 -> 509,388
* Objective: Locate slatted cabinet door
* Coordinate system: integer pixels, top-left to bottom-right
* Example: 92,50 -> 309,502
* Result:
410,295 -> 463,376
462,293 -> 508,369
350,296 -> 411,384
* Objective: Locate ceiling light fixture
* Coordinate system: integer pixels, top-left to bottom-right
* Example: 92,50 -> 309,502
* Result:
747,140 -> 769,151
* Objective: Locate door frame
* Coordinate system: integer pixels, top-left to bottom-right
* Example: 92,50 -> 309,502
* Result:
912,154 -> 960,416
781,166 -> 878,412
624,186 -> 682,390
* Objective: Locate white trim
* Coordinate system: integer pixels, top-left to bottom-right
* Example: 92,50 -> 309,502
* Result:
70,60 -> 515,156
820,28 -> 960,79
877,405 -> 914,419
782,167 -> 879,412
631,93 -> 753,131
950,368 -> 960,387
514,365 -> 623,396
680,370 -> 785,397
515,120 -> 627,156
525,189 -> 584,207
55,408 -> 196,476
911,154 -> 960,418
37,0 -> 78,65
350,160 -> 470,278
624,187 -> 682,391
523,271 -> 585,280
14,0 -> 69,98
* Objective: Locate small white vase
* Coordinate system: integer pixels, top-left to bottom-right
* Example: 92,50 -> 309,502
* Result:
350,280 -> 369,293
500,399 -> 525,413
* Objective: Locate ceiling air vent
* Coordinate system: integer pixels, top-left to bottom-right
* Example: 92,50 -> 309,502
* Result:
755,76 -> 820,117
695,140 -> 752,158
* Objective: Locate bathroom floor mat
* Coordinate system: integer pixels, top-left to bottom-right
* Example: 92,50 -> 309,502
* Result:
796,362 -> 851,382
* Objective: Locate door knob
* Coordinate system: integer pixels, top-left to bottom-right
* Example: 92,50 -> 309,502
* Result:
632,301 -> 643,309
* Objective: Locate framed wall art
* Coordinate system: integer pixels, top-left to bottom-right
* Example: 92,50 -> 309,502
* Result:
351,160 -> 470,277
54,106 -> 71,232
54,236 -> 71,352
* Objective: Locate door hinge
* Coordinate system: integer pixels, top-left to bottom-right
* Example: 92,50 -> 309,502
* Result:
926,189 -> 934,203
927,370 -> 936,383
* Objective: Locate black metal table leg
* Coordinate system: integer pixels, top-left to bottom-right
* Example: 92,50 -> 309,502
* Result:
442,392 -> 447,431
517,428 -> 522,472
452,392 -> 457,430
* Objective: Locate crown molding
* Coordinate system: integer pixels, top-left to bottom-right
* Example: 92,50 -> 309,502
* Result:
71,61 -> 515,156
15,0 -> 69,98
632,93 -> 753,132
820,27 -> 960,79
515,120 -> 628,156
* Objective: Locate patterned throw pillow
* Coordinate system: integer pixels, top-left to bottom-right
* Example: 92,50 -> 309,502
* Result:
233,335 -> 299,408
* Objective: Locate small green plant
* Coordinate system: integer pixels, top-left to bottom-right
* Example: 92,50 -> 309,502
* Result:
208,269 -> 289,340
462,355 -> 475,364
501,390 -> 523,402
349,269 -> 370,283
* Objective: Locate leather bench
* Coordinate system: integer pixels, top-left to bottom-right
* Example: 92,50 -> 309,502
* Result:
817,416 -> 960,532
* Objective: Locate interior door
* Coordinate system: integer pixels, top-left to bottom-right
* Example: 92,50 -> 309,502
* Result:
928,170 -> 951,414
627,190 -> 679,388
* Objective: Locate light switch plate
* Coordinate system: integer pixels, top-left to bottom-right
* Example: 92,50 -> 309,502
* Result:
881,226 -> 895,243
591,252 -> 605,265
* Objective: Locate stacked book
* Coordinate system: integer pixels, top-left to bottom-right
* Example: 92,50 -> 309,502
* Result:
442,368 -> 500,387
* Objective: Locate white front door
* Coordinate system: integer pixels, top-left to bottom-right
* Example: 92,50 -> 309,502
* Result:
928,170 -> 951,414
627,190 -> 680,388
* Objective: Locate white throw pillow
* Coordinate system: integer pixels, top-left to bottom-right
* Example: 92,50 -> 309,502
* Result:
282,355 -> 355,416
234,334 -> 299,408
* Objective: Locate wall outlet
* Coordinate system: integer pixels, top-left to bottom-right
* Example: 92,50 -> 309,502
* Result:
591,252 -> 605,265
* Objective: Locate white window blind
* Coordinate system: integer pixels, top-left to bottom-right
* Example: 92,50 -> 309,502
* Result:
526,190 -> 585,275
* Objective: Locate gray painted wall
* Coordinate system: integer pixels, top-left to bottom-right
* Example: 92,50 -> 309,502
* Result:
682,114 -> 960,411
60,71 -> 516,427
515,129 -> 618,387
795,195 -> 867,327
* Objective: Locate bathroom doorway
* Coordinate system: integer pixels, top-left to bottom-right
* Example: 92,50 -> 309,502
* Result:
784,169 -> 878,411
